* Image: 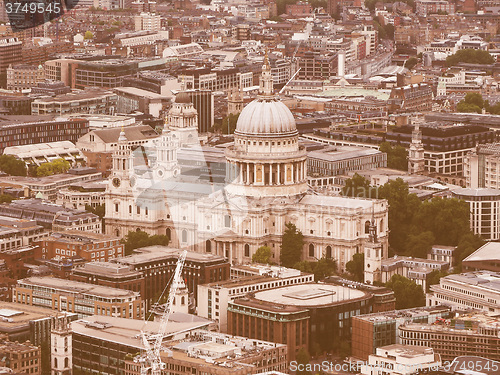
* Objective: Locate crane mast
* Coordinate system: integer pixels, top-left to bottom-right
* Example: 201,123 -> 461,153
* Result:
140,250 -> 187,375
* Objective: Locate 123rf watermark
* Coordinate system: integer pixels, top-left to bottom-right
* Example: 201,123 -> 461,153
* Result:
289,360 -> 499,373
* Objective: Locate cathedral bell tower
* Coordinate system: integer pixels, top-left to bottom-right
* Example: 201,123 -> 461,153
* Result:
364,218 -> 383,285
408,123 -> 425,175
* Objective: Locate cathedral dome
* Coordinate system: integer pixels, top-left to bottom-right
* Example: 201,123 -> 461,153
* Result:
235,98 -> 297,137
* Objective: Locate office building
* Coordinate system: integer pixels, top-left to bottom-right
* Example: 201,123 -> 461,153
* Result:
56,181 -> 106,211
185,89 -> 214,133
416,0 -> 455,16
360,345 -> 441,375
462,242 -> 500,272
0,118 -> 88,154
0,170 -> 102,201
400,313 -> 500,361
6,64 -> 44,91
37,231 -> 123,262
0,199 -> 101,232
198,267 -> 314,333
0,38 -> 22,87
31,80 -> 71,96
307,145 -> 387,177
73,246 -> 229,311
351,306 -> 451,360
124,329 -> 288,375
388,84 -> 433,112
31,89 -> 118,116
0,335 -> 41,375
464,143 -> 500,189
114,87 -> 168,117
13,276 -> 143,319
0,94 -> 32,115
228,283 -> 392,358
134,12 -> 161,32
427,271 -> 500,314
452,188 -> 500,240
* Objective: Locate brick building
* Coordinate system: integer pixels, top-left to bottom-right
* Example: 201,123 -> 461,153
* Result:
37,231 -> 122,262
0,334 -> 41,375
71,246 -> 230,311
388,83 -> 433,113
13,276 -> 143,319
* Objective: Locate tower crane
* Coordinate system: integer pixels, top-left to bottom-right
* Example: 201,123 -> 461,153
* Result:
138,250 -> 187,375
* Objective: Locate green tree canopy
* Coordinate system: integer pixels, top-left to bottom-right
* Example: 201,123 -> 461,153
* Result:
294,257 -> 337,281
346,253 -> 364,282
457,93 -> 486,114
36,158 -> 71,177
342,173 -> 377,198
385,274 -> 425,309
295,347 -> 311,375
405,231 -> 435,258
84,30 -> 94,39
280,222 -> 304,267
0,155 -> 26,176
252,246 -> 272,264
446,49 -> 494,66
122,230 -> 170,255
379,142 -> 408,171
378,178 -> 421,253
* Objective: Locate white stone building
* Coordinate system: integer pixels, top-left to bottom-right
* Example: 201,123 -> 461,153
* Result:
104,56 -> 389,271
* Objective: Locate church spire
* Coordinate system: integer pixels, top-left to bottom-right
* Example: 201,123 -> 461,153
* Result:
259,48 -> 274,97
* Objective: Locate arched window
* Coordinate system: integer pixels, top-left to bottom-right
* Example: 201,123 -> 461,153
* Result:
64,358 -> 69,368
115,229 -> 120,237
326,246 -> 332,259
206,240 -> 211,253
181,296 -> 185,305
166,228 -> 171,239
182,230 -> 187,243
365,220 -> 370,234
309,244 -> 314,257
136,228 -> 141,232
380,219 -> 384,233
54,358 -> 58,368
244,244 -> 250,257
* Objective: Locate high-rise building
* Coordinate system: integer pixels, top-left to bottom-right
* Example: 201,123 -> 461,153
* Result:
0,38 -> 22,88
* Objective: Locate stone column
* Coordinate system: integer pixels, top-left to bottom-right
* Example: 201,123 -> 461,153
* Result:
277,163 -> 281,185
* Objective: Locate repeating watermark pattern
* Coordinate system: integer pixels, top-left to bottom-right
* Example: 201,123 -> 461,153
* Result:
289,360 -> 499,374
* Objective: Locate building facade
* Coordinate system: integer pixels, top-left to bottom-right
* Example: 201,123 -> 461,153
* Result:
13,277 -> 143,319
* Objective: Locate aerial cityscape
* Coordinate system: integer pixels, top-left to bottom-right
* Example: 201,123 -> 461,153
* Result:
0,0 -> 498,374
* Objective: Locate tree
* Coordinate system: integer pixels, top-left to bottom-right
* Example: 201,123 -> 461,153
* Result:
427,269 -> 448,292
413,197 -> 471,246
294,258 -> 337,281
280,222 -> 304,267
454,233 -> 484,269
36,158 -> 71,177
295,347 -> 311,375
346,253 -> 364,282
0,155 -> 26,176
379,142 -> 408,171
215,113 -> 239,134
252,246 -> 272,264
312,257 -> 337,281
342,173 -> 377,198
385,274 -> 425,309
84,31 -> 94,39
446,49 -> 494,67
457,102 -> 482,113
457,93 -> 485,114
405,57 -> 418,69
122,230 -> 170,255
405,231 -> 435,258
378,178 -> 421,253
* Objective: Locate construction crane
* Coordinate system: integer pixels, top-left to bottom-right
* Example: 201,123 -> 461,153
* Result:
139,250 -> 187,375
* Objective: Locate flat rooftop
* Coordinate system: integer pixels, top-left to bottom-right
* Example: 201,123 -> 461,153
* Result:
444,272 -> 500,293
308,146 -> 382,162
18,277 -> 139,298
71,314 -> 210,350
254,283 -> 367,307
353,306 -> 451,323
115,246 -> 226,265
0,302 -> 77,330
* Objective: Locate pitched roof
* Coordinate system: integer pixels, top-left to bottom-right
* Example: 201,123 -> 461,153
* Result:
93,125 -> 159,143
